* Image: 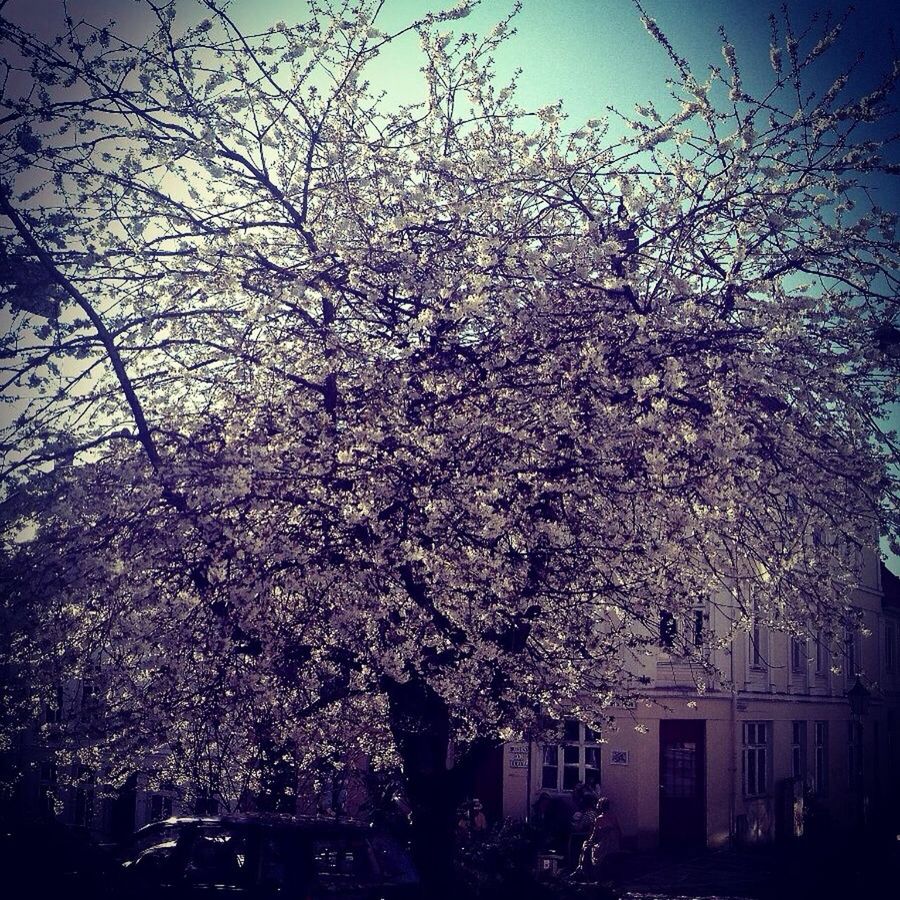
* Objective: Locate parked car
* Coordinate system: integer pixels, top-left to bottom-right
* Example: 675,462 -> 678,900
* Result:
115,814 -> 420,899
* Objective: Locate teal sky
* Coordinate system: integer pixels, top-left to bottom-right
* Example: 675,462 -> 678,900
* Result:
9,1 -> 899,108
11,1 -> 897,180
8,2 -> 898,143
245,1 -> 899,134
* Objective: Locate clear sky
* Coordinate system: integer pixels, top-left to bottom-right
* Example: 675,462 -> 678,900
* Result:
348,0 -> 900,125
8,1 -> 899,109
9,1 -> 898,184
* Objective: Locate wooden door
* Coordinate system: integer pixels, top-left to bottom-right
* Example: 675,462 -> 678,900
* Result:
659,719 -> 706,848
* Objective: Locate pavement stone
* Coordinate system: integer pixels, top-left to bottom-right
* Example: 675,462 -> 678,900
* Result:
602,834 -> 900,900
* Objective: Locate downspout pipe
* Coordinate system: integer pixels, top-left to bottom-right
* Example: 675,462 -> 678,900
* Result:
730,637 -> 738,846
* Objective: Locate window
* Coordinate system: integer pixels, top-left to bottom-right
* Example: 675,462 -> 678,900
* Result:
195,793 -> 219,816
659,611 -> 677,649
540,745 -> 559,791
814,631 -> 826,675
540,719 -> 600,791
150,793 -> 173,822
692,607 -> 708,648
749,598 -> 767,670
661,740 -> 699,799
790,637 -> 806,674
129,825 -> 180,880
742,722 -> 769,797
814,721 -> 829,795
317,773 -> 347,817
130,822 -> 180,856
186,827 -> 250,889
44,685 -> 63,724
885,624 -> 896,674
791,721 -> 807,781
658,606 -> 706,654
750,624 -> 767,669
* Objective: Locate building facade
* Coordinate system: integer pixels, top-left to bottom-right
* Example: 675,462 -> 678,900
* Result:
496,555 -> 900,849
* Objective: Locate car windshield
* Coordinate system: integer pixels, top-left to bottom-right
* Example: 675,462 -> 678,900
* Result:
184,826 -> 251,888
127,823 -> 181,859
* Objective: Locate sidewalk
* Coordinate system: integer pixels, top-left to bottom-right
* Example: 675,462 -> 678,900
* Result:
610,847 -> 775,899
607,833 -> 900,899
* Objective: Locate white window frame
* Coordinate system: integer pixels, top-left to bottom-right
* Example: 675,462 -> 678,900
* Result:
659,604 -> 708,656
540,719 -> 601,792
814,630 -> 826,675
742,721 -> 770,797
749,596 -> 768,671
790,637 -> 807,674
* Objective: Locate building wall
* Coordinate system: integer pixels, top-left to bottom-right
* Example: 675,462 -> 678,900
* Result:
500,556 -> 900,849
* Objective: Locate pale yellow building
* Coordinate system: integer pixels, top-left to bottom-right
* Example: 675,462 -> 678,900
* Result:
498,554 -> 900,849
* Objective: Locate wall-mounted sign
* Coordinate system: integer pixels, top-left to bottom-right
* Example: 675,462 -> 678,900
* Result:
610,749 -> 629,766
507,744 -> 529,769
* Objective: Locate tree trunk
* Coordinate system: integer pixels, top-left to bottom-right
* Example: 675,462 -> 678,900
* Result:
384,675 -> 458,899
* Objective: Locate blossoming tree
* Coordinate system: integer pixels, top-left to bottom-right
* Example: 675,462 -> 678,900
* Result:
1,0 -> 898,888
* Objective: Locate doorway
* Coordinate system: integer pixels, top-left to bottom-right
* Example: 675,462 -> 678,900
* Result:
659,719 -> 706,848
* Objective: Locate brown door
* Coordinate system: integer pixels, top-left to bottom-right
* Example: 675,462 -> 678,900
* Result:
659,719 -> 706,848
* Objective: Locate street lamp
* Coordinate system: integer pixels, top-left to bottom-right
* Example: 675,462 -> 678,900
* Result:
847,676 -> 871,718
847,676 -> 871,830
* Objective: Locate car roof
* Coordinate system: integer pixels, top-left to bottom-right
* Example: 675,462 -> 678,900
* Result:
135,815 -> 370,835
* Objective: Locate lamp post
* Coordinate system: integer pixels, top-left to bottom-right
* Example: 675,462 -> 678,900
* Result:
847,676 -> 871,830
848,676 -> 870,718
